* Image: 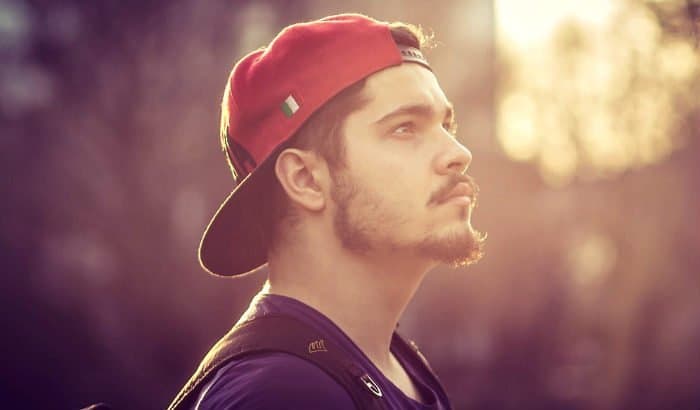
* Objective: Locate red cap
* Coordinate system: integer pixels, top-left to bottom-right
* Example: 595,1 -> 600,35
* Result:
199,13 -> 430,276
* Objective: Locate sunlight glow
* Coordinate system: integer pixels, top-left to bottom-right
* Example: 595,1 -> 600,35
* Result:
495,0 -> 700,186
495,0 -> 616,48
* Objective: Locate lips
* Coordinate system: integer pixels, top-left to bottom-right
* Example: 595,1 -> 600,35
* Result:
440,182 -> 474,204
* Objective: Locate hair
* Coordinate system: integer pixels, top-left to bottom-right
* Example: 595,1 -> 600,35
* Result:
222,22 -> 431,252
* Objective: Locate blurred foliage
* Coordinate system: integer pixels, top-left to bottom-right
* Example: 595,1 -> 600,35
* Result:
1,1 -> 699,409
497,0 -> 700,186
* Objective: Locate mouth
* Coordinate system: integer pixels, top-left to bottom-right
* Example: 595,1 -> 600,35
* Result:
438,182 -> 474,205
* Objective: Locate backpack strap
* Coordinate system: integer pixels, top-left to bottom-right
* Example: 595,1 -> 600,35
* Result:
391,332 -> 452,407
167,315 -> 388,410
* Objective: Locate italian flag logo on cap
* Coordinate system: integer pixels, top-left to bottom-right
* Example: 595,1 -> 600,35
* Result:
281,94 -> 300,117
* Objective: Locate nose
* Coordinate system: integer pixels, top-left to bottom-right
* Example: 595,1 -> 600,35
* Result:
435,135 -> 472,175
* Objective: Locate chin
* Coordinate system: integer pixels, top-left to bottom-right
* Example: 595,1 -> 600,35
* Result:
417,223 -> 486,267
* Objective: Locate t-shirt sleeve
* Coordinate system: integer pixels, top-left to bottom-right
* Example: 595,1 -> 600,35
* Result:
195,352 -> 356,410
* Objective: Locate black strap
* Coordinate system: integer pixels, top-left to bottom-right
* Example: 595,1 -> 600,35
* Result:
167,315 -> 388,409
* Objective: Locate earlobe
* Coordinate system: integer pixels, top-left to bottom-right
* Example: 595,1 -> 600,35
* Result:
275,149 -> 326,212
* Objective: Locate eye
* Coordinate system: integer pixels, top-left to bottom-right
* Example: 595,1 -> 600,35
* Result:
443,121 -> 458,136
392,122 -> 416,137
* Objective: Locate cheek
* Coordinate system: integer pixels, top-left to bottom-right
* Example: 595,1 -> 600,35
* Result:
373,172 -> 432,227
345,138 -> 435,209
361,162 -> 421,202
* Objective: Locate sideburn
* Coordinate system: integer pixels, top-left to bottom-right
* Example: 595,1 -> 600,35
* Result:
329,169 -> 373,253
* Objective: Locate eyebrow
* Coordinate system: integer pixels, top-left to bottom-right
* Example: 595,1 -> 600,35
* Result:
373,101 -> 455,126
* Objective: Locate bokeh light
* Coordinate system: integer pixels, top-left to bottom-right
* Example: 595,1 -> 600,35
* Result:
496,0 -> 700,185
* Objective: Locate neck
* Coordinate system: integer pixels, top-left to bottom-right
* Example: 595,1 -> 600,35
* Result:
266,234 -> 434,370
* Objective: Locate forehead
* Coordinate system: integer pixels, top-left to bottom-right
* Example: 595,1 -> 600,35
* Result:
355,63 -> 450,120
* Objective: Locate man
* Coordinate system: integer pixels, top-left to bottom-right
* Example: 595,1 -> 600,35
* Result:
169,13 -> 485,410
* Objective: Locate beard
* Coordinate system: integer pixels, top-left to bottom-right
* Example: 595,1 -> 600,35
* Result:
330,169 -> 486,267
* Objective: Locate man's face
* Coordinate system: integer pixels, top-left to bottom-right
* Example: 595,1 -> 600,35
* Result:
329,62 -> 485,266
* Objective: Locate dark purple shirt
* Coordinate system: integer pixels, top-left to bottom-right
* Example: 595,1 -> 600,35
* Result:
194,293 -> 450,409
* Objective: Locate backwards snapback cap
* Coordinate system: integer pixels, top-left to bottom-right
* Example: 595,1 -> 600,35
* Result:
199,13 -> 431,277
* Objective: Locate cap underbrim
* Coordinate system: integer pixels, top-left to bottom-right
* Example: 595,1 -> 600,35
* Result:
198,144 -> 285,277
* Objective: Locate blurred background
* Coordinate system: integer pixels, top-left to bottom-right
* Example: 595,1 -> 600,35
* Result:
1,0 -> 698,409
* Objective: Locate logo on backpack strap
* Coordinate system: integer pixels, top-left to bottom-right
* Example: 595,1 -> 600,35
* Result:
360,374 -> 383,397
308,339 -> 328,353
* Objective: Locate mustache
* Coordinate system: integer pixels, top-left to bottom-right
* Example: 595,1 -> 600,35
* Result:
428,173 -> 480,205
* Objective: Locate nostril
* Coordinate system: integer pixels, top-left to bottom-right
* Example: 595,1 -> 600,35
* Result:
449,147 -> 471,174
447,161 -> 467,173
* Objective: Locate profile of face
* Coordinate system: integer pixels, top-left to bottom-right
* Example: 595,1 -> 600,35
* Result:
329,62 -> 485,267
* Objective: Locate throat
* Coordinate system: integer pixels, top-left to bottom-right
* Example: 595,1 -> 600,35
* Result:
383,353 -> 427,404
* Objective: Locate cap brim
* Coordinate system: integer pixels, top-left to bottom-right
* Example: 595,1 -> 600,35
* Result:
198,146 -> 282,277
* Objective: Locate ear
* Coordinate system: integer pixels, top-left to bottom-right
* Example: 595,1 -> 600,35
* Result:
274,148 -> 328,212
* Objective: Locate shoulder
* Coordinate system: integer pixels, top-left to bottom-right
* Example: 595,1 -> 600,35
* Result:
196,352 -> 356,410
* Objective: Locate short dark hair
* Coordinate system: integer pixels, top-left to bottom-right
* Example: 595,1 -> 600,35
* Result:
250,22 -> 431,252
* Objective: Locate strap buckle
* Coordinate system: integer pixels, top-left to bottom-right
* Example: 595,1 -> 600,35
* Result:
360,373 -> 383,397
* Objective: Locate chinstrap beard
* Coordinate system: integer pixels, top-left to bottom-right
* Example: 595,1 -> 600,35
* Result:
330,169 -> 486,267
